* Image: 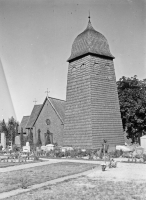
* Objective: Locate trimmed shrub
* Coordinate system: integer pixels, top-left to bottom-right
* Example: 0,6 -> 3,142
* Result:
70,150 -> 77,158
13,145 -> 20,152
64,150 -> 69,157
33,154 -> 39,161
109,150 -> 123,158
46,151 -> 50,157
46,150 -> 56,158
57,151 -> 65,158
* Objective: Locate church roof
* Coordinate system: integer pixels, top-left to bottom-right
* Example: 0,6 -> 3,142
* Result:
48,97 -> 65,123
68,19 -> 114,62
18,116 -> 30,132
26,104 -> 42,129
26,97 -> 66,128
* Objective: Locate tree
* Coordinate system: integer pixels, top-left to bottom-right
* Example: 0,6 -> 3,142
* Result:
0,117 -> 19,146
37,129 -> 42,147
117,76 -> 146,143
7,117 -> 19,146
20,127 -> 24,147
28,129 -> 33,146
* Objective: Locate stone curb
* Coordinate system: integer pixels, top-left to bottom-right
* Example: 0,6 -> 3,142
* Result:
0,160 -> 61,173
0,168 -> 96,199
0,159 -> 104,173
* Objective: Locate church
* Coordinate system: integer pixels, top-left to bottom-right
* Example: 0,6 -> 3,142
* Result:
19,96 -> 65,146
19,17 -> 124,149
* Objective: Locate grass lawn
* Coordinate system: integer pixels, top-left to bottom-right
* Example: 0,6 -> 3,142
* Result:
0,162 -> 97,193
4,177 -> 146,200
5,176 -> 146,200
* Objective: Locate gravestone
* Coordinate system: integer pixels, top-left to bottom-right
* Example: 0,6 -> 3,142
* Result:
1,132 -> 6,149
15,135 -> 21,147
26,141 -> 30,146
23,146 -> 30,152
46,144 -> 54,151
23,142 -> 30,152
140,135 -> 146,153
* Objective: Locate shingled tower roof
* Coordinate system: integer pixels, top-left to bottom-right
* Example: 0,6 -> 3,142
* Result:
68,19 -> 114,62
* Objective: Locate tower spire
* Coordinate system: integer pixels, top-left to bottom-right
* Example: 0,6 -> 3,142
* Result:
86,11 -> 93,30
88,10 -> 90,22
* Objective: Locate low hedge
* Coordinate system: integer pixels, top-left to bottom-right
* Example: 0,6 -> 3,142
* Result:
44,148 -> 123,160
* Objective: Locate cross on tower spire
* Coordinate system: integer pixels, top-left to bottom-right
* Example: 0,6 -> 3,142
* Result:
33,99 -> 37,105
45,88 -> 50,98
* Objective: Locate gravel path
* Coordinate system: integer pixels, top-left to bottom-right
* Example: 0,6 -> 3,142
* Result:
87,161 -> 146,182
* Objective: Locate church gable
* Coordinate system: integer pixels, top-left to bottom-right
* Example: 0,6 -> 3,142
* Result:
49,97 -> 65,123
33,97 -> 65,125
33,97 -> 65,146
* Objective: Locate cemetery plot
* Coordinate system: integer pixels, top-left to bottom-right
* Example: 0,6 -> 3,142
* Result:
0,162 -> 97,193
0,152 -> 42,167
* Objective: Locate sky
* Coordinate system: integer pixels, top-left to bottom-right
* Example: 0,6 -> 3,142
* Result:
0,0 -> 145,123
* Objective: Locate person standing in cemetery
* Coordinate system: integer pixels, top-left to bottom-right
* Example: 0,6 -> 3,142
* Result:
100,139 -> 109,159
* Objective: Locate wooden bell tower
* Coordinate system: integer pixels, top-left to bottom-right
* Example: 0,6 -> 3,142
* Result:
63,18 -> 124,149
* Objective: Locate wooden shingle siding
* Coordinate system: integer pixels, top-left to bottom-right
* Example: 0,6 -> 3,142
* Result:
90,55 -> 124,149
63,20 -> 124,149
63,55 -> 92,148
63,54 -> 124,149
